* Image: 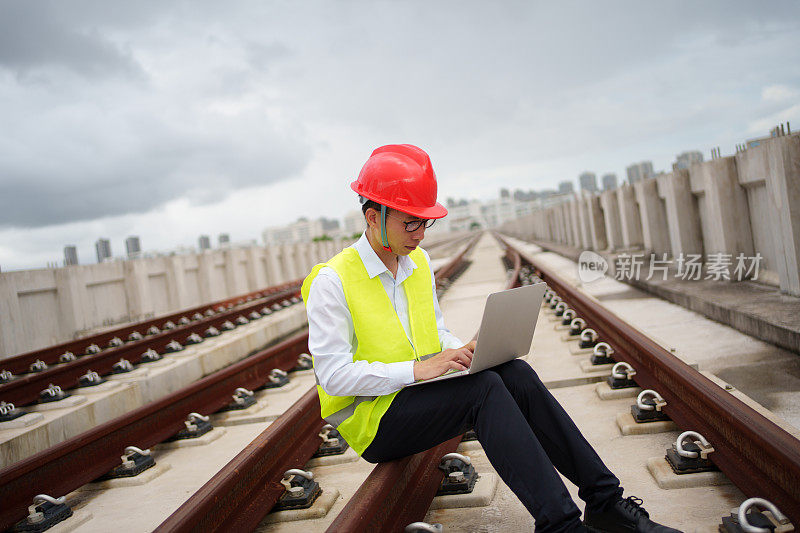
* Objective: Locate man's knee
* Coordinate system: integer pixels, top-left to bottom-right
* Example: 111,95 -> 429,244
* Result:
494,359 -> 547,391
497,358 -> 538,380
470,370 -> 506,395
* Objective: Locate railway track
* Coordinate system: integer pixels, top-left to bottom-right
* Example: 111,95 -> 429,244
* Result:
7,230 -> 793,532
0,281 -> 303,407
493,232 -> 800,528
0,234 -> 481,532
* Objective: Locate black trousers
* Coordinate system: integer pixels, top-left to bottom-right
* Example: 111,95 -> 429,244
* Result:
361,359 -> 623,533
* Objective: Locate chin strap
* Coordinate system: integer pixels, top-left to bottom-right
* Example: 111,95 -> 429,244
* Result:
380,204 -> 392,252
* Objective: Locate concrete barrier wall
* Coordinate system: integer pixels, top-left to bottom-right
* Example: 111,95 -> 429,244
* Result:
0,237 -> 354,359
501,132 -> 800,296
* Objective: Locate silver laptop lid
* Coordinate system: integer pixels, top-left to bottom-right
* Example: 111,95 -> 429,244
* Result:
469,282 -> 547,373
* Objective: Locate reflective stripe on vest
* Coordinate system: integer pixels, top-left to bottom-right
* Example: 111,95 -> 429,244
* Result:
301,246 -> 441,455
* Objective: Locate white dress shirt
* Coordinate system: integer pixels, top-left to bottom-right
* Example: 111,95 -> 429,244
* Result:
305,232 -> 464,397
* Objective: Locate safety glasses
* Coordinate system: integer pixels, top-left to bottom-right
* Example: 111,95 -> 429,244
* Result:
385,212 -> 436,232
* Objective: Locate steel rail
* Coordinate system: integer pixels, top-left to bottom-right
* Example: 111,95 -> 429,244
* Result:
328,233 -> 519,531
153,233 -> 485,532
2,279 -> 302,375
0,287 -> 302,406
154,388 -> 324,533
0,330 -> 310,531
495,233 -> 800,525
434,232 -> 482,286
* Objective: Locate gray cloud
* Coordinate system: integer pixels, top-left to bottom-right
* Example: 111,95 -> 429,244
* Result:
1,0 -> 800,268
0,1 -> 144,79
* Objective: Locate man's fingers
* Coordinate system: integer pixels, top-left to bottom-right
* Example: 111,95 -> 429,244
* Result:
449,361 -> 467,371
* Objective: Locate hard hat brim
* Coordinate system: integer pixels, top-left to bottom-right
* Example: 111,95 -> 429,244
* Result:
351,182 -> 448,219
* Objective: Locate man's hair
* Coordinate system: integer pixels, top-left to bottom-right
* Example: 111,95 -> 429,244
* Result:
361,199 -> 385,217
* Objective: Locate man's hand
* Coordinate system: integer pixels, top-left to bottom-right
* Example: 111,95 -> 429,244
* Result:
413,342 -> 475,381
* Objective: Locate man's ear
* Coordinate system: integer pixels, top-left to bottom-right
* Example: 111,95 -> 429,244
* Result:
365,207 -> 378,229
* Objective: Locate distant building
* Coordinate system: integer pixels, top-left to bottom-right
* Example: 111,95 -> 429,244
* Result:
262,217 -> 335,245
626,161 -> 654,184
342,210 -> 365,237
64,246 -> 78,266
558,181 -> 574,194
198,235 -> 211,250
578,172 -> 598,193
500,188 -> 510,199
125,236 -> 141,257
601,173 -> 618,191
447,200 -> 485,232
218,234 -> 230,246
95,238 -> 112,263
673,150 -> 703,170
319,217 -> 340,232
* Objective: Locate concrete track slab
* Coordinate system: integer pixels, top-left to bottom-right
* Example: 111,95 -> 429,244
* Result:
0,305 -> 306,468
1,384 -> 138,468
507,236 -> 800,431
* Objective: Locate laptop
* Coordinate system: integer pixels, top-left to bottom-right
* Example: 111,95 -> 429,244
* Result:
407,282 -> 547,386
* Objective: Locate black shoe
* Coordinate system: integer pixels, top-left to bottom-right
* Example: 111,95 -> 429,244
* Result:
583,496 -> 684,533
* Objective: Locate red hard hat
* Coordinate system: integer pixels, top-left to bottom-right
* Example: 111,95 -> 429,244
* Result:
351,144 -> 448,219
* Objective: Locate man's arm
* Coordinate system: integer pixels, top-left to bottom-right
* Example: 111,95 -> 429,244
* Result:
306,268 -> 416,396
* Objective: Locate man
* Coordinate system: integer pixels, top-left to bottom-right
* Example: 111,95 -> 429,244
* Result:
302,144 -> 680,533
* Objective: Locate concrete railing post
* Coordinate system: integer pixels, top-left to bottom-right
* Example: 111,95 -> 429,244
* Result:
165,256 -> 191,311
659,170 -> 704,258
0,275 -> 25,357
264,246 -> 284,285
569,199 -> 581,248
587,195 -> 608,251
634,177 -> 671,255
54,267 -> 91,341
280,244 -> 298,282
123,260 -> 152,322
693,157 -> 754,258
616,184 -> 643,249
576,195 -> 592,250
196,252 -> 216,304
766,134 -> 800,295
600,190 -> 623,251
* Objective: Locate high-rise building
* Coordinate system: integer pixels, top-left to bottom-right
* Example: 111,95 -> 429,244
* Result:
601,173 -> 618,191
673,150 -> 703,170
578,172 -> 598,193
500,188 -> 510,199
64,245 -> 78,266
558,181 -> 574,194
95,238 -> 112,263
218,234 -> 230,246
626,161 -> 654,184
125,236 -> 141,257
198,235 -> 211,250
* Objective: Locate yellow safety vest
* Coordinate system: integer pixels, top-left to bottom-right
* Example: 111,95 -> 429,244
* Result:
301,246 -> 442,455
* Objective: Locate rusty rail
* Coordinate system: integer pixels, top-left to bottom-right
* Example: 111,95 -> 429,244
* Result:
155,388 -> 324,533
0,331 -> 310,531
0,286 -> 301,406
329,232 -> 519,531
434,232 -> 480,285
494,232 -> 800,525
2,279 -> 302,374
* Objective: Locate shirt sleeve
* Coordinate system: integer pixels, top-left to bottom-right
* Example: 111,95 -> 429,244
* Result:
306,268 -> 416,396
424,249 -> 465,350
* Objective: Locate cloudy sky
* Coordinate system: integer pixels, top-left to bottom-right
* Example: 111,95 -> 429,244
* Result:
1,1 -> 799,271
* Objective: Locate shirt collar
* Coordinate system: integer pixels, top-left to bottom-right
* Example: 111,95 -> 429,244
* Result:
353,232 -> 418,279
